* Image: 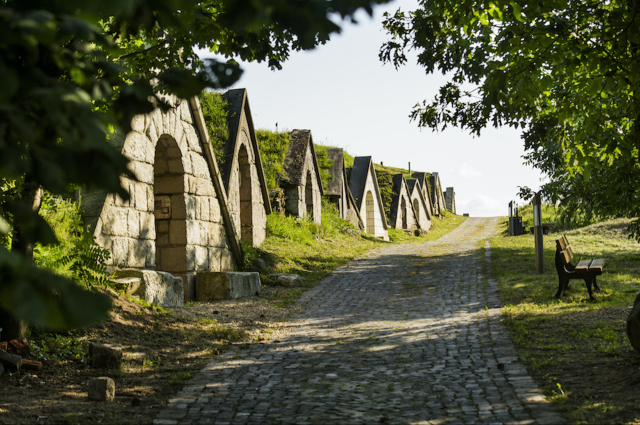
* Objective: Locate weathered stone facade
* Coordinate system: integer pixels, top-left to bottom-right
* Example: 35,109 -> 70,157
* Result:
85,96 -> 242,301
406,178 -> 432,231
429,172 -> 447,218
219,89 -> 271,246
445,187 -> 456,214
325,148 -> 363,228
389,174 -> 418,231
349,156 -> 389,241
282,130 -> 323,224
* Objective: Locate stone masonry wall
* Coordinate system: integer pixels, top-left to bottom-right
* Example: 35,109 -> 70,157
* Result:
392,183 -> 417,231
284,143 -> 321,224
445,187 -> 456,214
360,171 -> 388,240
226,121 -> 267,246
91,96 -> 236,300
410,189 -> 431,231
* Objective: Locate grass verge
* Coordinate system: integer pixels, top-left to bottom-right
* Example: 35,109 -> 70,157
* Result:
490,217 -> 640,424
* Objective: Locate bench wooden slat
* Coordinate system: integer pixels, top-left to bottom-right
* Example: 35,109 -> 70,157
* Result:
590,258 -> 605,271
556,235 -> 569,251
562,247 -> 574,264
575,259 -> 592,271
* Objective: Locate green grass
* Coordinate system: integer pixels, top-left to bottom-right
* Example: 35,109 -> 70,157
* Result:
490,217 -> 640,424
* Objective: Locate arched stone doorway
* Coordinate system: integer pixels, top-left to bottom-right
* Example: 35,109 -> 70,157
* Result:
153,135 -> 188,287
366,191 -> 375,234
238,144 -> 253,243
305,170 -> 314,219
401,197 -> 408,229
413,199 -> 419,221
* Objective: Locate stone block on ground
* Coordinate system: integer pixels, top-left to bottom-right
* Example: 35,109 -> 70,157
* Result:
88,377 -> 115,401
268,273 -> 303,288
0,342 -> 7,351
0,350 -> 22,371
196,272 -> 261,301
89,343 -> 123,369
114,269 -> 184,307
250,258 -> 267,273
627,293 -> 640,354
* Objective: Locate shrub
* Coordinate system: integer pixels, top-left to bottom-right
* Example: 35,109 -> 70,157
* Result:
199,90 -> 229,165
256,130 -> 291,191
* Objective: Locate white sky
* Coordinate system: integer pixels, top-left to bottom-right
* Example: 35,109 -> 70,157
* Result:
196,0 -> 545,217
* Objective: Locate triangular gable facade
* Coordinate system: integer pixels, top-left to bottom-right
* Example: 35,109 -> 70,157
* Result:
219,88 -> 271,246
85,95 -> 243,300
389,174 -> 419,231
281,129 -> 324,224
412,172 -> 436,218
429,172 -> 447,217
349,156 -> 389,241
406,178 -> 432,231
326,148 -> 363,229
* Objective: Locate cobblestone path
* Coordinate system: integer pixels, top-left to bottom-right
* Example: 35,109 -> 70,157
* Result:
155,217 -> 563,425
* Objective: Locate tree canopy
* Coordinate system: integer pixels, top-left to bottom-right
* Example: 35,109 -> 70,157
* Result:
0,0 -> 390,331
380,0 -> 640,231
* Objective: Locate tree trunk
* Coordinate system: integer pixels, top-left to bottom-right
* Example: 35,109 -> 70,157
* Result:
0,183 -> 43,342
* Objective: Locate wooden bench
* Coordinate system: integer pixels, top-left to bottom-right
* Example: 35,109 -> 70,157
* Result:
555,235 -> 605,301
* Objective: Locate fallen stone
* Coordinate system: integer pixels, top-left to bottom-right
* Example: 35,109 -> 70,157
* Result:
0,350 -> 22,371
269,273 -> 303,287
89,343 -> 123,369
9,339 -> 29,355
0,342 -> 7,351
628,295 -> 640,354
414,229 -> 421,237
21,359 -> 43,372
195,272 -> 261,301
114,269 -> 183,307
88,377 -> 115,402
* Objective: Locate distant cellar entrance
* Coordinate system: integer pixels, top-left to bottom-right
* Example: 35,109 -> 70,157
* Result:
413,199 -> 419,221
366,191 -> 375,234
401,197 -> 408,229
238,145 -> 253,243
305,171 -> 314,219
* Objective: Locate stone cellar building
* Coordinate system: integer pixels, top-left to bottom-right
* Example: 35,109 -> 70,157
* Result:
445,187 -> 456,214
281,130 -> 324,224
430,172 -> 447,217
389,174 -> 418,231
348,156 -> 389,241
406,178 -> 432,231
325,148 -> 363,228
219,89 -> 271,247
411,172 -> 435,217
83,95 -> 243,302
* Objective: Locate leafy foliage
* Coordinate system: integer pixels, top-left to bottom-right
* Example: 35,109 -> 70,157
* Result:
35,195 -> 113,289
199,91 -> 229,164
373,167 -> 394,217
381,0 -> 640,238
312,145 -> 335,190
0,0 -> 391,330
256,130 -> 291,191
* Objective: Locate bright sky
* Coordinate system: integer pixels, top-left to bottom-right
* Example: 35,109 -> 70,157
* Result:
196,0 -> 545,217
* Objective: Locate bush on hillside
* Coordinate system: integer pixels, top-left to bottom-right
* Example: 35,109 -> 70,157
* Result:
313,145 -> 335,190
256,130 -> 291,191
199,91 -> 229,164
36,194 -> 113,289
